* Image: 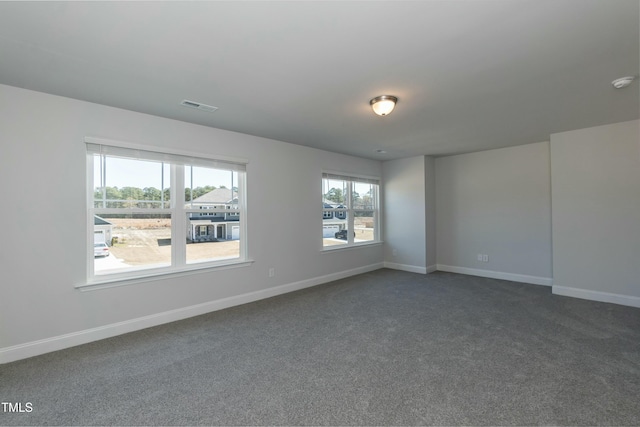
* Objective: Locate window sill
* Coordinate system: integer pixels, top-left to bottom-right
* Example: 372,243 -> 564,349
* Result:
77,259 -> 254,292
321,241 -> 383,253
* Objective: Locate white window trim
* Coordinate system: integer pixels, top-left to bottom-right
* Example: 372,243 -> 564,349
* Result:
321,171 -> 381,251
83,137 -> 249,288
320,241 -> 383,254
76,259 -> 254,291
85,136 -> 248,167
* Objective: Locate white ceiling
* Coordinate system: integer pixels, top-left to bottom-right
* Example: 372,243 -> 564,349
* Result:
0,1 -> 638,160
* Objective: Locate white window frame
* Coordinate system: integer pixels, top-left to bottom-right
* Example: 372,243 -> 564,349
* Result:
83,137 -> 249,287
321,171 -> 381,250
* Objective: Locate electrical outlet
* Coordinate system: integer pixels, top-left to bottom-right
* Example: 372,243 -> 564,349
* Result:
268,268 -> 275,277
477,254 -> 483,261
482,254 -> 489,262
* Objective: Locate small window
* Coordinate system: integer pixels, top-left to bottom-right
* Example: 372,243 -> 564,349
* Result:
322,172 -> 380,249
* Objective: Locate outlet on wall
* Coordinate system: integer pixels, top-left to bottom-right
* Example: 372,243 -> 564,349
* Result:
477,254 -> 489,262
268,267 -> 275,277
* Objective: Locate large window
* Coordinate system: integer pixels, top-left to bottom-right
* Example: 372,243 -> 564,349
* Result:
87,140 -> 247,284
322,172 -> 380,248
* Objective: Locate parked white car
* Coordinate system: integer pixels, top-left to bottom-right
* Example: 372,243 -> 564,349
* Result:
94,242 -> 110,257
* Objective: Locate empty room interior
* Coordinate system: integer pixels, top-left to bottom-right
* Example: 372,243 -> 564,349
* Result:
1,1 -> 639,425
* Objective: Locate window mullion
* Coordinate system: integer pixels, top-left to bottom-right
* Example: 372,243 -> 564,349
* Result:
172,163 -> 186,267
347,180 -> 354,245
238,172 -> 247,260
101,155 -> 106,209
373,185 -> 379,241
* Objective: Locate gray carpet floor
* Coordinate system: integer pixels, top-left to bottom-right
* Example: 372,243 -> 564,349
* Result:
1,269 -> 639,426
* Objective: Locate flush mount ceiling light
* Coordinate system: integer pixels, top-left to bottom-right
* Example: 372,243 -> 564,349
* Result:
611,76 -> 635,89
370,95 -> 398,116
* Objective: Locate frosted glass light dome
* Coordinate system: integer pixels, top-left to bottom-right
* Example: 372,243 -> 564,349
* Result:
370,95 -> 398,116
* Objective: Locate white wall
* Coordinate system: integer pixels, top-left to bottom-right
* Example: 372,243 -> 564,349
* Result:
550,120 -> 640,307
424,156 -> 437,270
382,156 -> 427,273
381,155 -> 436,273
435,142 -> 553,285
0,84 -> 383,362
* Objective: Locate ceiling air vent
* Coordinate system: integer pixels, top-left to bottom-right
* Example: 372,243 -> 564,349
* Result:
180,99 -> 218,113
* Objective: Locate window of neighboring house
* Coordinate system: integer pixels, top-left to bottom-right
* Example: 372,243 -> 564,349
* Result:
322,208 -> 333,220
86,139 -> 247,285
322,172 -> 380,249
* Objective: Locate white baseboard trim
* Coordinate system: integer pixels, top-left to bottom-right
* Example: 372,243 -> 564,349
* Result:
552,285 -> 640,308
383,262 -> 428,274
436,264 -> 553,287
0,262 -> 384,364
426,264 -> 437,274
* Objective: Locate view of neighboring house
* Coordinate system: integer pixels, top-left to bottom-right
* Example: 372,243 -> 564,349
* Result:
94,215 -> 113,244
187,188 -> 240,242
322,200 -> 347,238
